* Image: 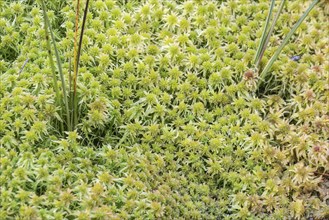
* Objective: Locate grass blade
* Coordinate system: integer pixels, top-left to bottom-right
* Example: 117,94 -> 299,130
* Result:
258,0 -> 319,86
254,0 -> 275,65
41,0 -> 71,131
72,0 -> 80,129
73,0 -> 90,129
69,57 -> 74,128
256,0 -> 286,68
18,58 -> 29,76
41,1 -> 64,133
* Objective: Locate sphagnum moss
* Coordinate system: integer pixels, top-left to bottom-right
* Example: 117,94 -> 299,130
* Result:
0,0 -> 329,219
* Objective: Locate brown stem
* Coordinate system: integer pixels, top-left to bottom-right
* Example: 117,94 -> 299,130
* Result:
314,171 -> 329,177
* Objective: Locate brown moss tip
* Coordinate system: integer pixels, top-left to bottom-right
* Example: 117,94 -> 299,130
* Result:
313,145 -> 321,152
312,65 -> 321,72
244,70 -> 254,80
305,89 -> 315,100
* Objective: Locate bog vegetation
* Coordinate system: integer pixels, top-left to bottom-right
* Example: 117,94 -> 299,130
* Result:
0,0 -> 328,219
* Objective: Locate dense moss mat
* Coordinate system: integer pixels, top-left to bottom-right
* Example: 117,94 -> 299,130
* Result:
0,0 -> 328,219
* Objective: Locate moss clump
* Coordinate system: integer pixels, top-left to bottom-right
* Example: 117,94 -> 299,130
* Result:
0,0 -> 328,219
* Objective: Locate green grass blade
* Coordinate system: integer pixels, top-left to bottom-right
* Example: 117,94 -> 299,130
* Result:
41,0 -> 71,131
68,57 -> 72,101
68,57 -> 74,128
41,1 -> 64,133
254,0 -> 275,65
258,0 -> 319,86
72,0 -> 80,130
73,0 -> 80,84
73,0 -> 90,129
256,0 -> 286,68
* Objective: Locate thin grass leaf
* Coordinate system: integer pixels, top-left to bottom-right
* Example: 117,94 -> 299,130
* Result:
256,0 -> 286,68
72,0 -> 80,130
69,57 -> 72,102
18,58 -> 29,76
73,0 -> 90,129
68,57 -> 74,128
73,0 -> 80,81
254,0 -> 275,65
41,0 -> 71,131
41,2 -> 64,133
258,0 -> 319,87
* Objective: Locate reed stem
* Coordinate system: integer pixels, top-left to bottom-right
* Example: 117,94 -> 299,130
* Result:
73,0 -> 90,129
